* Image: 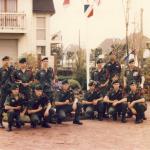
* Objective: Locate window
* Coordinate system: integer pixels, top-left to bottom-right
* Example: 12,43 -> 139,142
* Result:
0,0 -> 17,12
0,0 -> 5,12
36,17 -> 46,40
37,46 -> 46,56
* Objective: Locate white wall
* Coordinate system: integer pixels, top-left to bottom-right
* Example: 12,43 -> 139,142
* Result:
17,0 -> 35,57
35,13 -> 52,57
0,0 -> 52,61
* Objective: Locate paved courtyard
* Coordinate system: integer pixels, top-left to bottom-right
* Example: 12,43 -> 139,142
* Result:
0,103 -> 150,150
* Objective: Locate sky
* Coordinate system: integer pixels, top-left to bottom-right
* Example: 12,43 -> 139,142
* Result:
51,0 -> 150,49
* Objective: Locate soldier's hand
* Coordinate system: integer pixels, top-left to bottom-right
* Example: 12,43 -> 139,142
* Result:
64,100 -> 70,105
22,83 -> 29,87
129,102 -> 135,108
16,80 -> 22,84
16,106 -> 21,110
93,100 -> 98,105
44,111 -> 49,117
100,84 -> 105,87
140,84 -> 144,89
82,100 -> 86,105
112,100 -> 118,106
124,83 -> 127,88
8,109 -> 14,112
38,106 -> 42,111
20,112 -> 25,117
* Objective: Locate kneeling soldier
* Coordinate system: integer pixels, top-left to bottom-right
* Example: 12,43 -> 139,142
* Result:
4,84 -> 23,131
82,81 -> 104,121
55,80 -> 83,125
28,84 -> 52,128
127,81 -> 147,124
104,80 -> 127,123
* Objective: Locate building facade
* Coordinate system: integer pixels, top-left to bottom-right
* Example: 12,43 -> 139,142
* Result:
0,0 -> 55,63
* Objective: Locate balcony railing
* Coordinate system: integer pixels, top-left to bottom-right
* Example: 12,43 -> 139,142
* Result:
0,12 -> 26,33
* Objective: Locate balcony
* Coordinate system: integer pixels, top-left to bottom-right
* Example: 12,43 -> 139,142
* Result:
0,12 -> 26,33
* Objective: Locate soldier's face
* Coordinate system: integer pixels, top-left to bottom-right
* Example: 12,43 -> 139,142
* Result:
35,90 -> 43,97
129,62 -> 135,68
20,63 -> 27,69
12,88 -> 19,95
89,85 -> 95,91
97,63 -> 102,68
110,54 -> 116,61
62,84 -> 69,91
2,59 -> 9,67
113,83 -> 120,89
130,84 -> 137,91
112,75 -> 119,81
42,60 -> 48,68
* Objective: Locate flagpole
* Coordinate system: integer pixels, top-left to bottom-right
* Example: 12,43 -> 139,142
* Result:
86,18 -> 90,90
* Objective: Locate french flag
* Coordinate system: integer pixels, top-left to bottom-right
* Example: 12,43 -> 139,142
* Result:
84,4 -> 94,18
63,0 -> 70,5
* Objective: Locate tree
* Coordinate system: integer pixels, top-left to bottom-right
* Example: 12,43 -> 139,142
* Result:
22,53 -> 37,72
111,43 -> 126,63
73,48 -> 86,89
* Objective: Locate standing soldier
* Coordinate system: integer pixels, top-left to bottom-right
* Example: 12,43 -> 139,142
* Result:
0,56 -> 14,128
35,57 -> 54,103
91,58 -> 109,97
127,81 -> 147,124
12,58 -> 34,102
104,80 -> 128,123
104,51 -> 121,88
124,59 -> 145,94
4,84 -> 23,131
28,84 -> 52,128
55,80 -> 83,125
82,81 -> 104,121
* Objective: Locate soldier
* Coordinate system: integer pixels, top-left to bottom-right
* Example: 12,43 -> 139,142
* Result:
104,51 -> 121,81
0,56 -> 14,128
104,80 -> 127,123
55,80 -> 83,125
11,58 -> 34,102
91,58 -> 109,97
4,84 -> 23,131
28,84 -> 52,128
82,81 -> 104,121
124,58 -> 145,94
127,81 -> 147,124
35,57 -> 54,103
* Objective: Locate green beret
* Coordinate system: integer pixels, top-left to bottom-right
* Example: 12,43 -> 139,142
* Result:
19,58 -> 27,64
62,79 -> 69,85
11,84 -> 19,90
2,56 -> 10,61
97,59 -> 103,64
128,59 -> 135,64
41,57 -> 48,61
35,84 -> 43,90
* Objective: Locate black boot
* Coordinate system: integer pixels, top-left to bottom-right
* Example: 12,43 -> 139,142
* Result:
98,113 -> 103,121
41,122 -> 51,128
126,110 -> 133,118
7,124 -> 12,132
121,115 -> 127,123
112,114 -> 117,121
57,119 -> 62,124
16,122 -> 21,129
31,122 -> 37,128
135,114 -> 143,124
142,113 -> 147,120
73,120 -> 83,125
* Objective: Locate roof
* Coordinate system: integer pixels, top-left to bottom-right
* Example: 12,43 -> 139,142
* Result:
33,0 -> 55,15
